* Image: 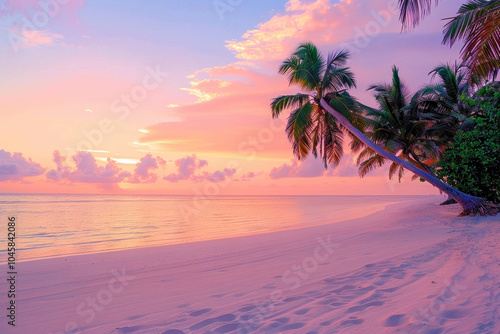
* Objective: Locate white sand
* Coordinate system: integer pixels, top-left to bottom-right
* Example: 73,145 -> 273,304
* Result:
3,196 -> 500,334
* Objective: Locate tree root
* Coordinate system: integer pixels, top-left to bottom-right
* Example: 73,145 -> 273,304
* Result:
458,200 -> 500,217
440,198 -> 457,206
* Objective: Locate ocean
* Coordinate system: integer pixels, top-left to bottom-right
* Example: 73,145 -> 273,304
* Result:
0,194 -> 426,262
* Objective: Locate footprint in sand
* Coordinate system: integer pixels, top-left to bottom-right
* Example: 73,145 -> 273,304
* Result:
274,317 -> 290,324
189,308 -> 212,317
331,284 -> 356,293
263,322 -> 282,330
442,309 -> 468,319
189,314 -> 236,331
213,323 -> 240,333
475,321 -> 494,332
126,314 -> 146,320
280,322 -> 305,330
346,300 -> 385,313
384,314 -> 406,327
238,305 -> 256,312
340,318 -> 364,326
317,297 -> 339,305
283,296 -> 305,302
232,292 -> 245,297
294,308 -> 310,315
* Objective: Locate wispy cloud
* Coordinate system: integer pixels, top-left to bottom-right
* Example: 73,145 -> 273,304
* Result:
9,29 -> 64,48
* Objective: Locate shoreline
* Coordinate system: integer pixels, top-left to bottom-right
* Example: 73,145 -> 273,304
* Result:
3,195 -> 430,264
3,197 -> 499,333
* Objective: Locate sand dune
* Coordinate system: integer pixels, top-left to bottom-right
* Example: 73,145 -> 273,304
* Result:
3,196 -> 499,334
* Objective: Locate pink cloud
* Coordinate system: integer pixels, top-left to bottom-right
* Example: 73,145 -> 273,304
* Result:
237,171 -> 258,182
225,0 -> 460,63
12,29 -> 64,48
269,153 -> 371,179
137,64 -> 291,157
164,154 -> 236,183
225,0 -> 397,61
128,154 -> 166,184
47,151 -> 170,186
200,168 -> 237,183
47,151 -> 131,185
269,158 -> 327,179
0,149 -> 45,181
164,154 -> 208,182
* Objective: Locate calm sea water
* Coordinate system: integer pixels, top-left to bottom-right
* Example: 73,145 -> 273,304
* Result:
0,194 -> 425,262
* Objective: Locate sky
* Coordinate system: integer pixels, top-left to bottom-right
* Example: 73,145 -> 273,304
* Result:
0,0 -> 465,195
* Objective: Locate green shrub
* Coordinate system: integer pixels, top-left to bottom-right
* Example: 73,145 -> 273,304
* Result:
437,84 -> 500,203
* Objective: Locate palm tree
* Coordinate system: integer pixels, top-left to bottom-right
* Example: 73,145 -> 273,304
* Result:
357,66 -> 443,182
411,63 -> 472,160
411,63 -> 472,204
415,62 -> 470,118
271,42 -> 499,216
398,0 -> 500,79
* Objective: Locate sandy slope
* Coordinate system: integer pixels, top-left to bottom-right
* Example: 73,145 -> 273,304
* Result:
2,196 -> 499,334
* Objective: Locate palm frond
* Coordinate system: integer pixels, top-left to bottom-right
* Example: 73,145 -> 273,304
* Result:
286,108 -> 314,160
271,94 -> 310,118
279,43 -> 325,91
358,153 -> 386,178
322,50 -> 356,92
322,113 -> 344,167
443,0 -> 500,79
399,0 -> 440,30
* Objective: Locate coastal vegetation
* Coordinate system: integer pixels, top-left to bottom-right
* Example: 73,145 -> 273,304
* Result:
270,0 -> 500,216
271,43 -> 499,216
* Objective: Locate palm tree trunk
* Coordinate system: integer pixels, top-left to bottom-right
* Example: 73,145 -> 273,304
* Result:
319,98 -> 498,216
408,152 -> 457,205
440,196 -> 457,205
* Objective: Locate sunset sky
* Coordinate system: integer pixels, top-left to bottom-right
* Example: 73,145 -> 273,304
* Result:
0,0 -> 464,195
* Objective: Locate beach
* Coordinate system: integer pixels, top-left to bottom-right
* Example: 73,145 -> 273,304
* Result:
1,196 -> 499,333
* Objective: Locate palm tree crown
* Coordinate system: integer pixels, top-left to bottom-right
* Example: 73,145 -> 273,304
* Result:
271,43 -> 361,167
357,66 -> 442,181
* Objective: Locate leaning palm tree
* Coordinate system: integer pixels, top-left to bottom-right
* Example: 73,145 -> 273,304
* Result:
271,42 -> 498,216
398,0 -> 500,79
357,66 -> 443,182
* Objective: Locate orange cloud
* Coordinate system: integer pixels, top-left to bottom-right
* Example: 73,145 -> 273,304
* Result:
137,63 -> 292,157
225,0 -> 401,61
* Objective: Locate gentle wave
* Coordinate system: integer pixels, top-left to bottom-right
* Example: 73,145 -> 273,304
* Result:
0,194 -> 429,262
